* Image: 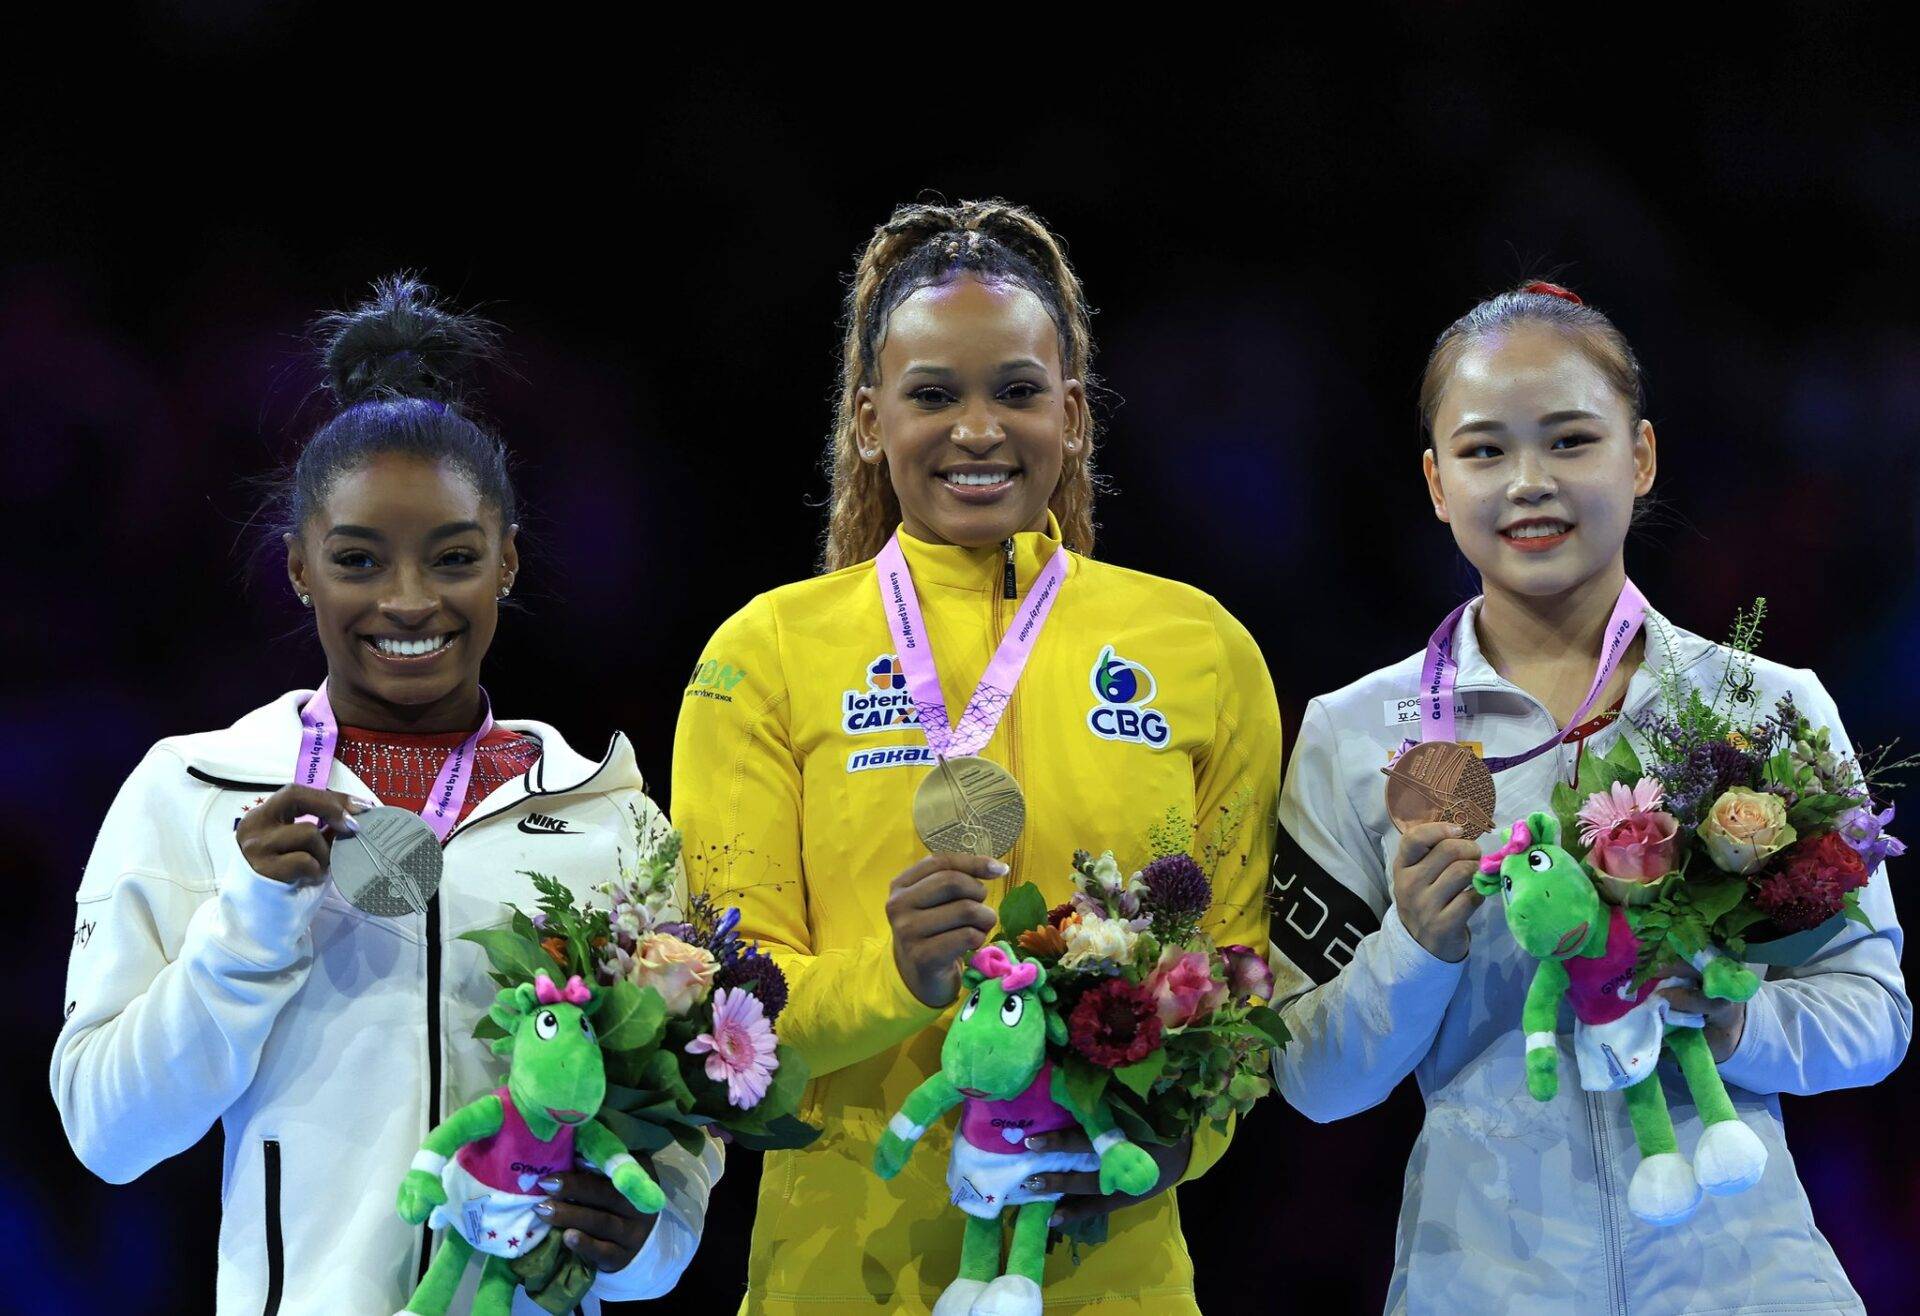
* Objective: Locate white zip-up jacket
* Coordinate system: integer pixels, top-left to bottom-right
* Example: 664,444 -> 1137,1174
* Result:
1269,602 -> 1908,1315
50,691 -> 722,1316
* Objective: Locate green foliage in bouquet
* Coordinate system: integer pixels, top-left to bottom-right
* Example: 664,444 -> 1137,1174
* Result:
462,816 -> 817,1165
1541,598 -> 1905,980
991,834 -> 1288,1250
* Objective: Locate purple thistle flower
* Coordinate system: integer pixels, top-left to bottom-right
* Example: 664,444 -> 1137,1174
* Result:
1140,854 -> 1211,918
716,945 -> 789,1021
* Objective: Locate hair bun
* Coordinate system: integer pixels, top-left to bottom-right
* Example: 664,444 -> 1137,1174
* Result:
318,274 -> 499,409
1519,280 -> 1584,306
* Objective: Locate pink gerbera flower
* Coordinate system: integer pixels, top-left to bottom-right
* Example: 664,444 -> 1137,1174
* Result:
1577,777 -> 1667,846
686,987 -> 779,1109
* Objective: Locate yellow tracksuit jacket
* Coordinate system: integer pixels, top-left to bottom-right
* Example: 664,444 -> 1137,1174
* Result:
672,515 -> 1281,1313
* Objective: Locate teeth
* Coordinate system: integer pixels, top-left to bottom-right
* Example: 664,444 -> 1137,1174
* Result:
373,634 -> 453,657
944,471 -> 1013,487
1505,522 -> 1570,539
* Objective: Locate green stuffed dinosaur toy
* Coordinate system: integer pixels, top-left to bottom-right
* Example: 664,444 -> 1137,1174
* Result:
1475,811 -> 1770,1226
394,970 -> 665,1315
874,942 -> 1159,1316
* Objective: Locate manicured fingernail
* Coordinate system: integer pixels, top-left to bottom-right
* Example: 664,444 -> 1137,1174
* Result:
533,1201 -> 553,1217
348,798 -> 376,813
1023,1135 -> 1047,1151
1446,824 -> 1464,837
1022,1176 -> 1045,1191
1048,1212 -> 1064,1228
337,817 -> 360,836
564,1229 -> 582,1248
988,861 -> 1010,876
538,1177 -> 562,1192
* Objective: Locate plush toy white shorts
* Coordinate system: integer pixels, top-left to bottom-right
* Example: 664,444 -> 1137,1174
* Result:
946,1141 -> 1100,1219
428,1160 -> 550,1258
1573,978 -> 1705,1093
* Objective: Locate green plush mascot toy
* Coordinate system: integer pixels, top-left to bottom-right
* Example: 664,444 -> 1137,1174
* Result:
1475,811 -> 1770,1226
874,943 -> 1158,1316
394,970 -> 665,1315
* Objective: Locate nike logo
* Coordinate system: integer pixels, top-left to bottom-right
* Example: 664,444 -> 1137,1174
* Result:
517,813 -> 576,836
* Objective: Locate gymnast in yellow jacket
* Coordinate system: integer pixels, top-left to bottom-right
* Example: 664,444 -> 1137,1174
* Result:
672,199 -> 1281,1315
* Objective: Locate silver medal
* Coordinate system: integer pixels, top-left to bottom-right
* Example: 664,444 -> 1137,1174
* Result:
329,806 -> 443,916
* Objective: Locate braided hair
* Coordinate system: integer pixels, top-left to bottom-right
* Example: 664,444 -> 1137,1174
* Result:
822,199 -> 1099,572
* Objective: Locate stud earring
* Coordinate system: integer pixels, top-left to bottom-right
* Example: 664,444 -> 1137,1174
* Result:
297,593 -> 311,607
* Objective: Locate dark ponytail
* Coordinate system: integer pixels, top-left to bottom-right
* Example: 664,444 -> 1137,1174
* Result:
272,275 -> 516,536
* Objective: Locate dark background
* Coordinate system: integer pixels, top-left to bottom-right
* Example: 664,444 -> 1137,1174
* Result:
5,10 -> 1916,1314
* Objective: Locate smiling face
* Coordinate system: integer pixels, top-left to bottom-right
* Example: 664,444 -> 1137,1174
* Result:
285,451 -> 517,730
856,274 -> 1085,548
1423,323 -> 1656,602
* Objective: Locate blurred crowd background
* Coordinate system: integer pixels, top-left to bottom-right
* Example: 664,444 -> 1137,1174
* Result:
5,9 -> 1916,1313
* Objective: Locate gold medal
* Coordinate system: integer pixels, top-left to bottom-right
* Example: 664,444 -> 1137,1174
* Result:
912,755 -> 1027,858
1382,741 -> 1497,839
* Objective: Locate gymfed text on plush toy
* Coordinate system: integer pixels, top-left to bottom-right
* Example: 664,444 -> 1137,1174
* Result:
395,971 -> 665,1315
1475,811 -> 1770,1226
873,943 -> 1160,1316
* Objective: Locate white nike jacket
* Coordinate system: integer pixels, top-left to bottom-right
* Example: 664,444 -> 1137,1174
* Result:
1269,602 -> 1908,1315
50,691 -> 722,1316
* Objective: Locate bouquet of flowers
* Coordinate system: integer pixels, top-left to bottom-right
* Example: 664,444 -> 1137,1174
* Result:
991,833 -> 1289,1242
1548,600 -> 1907,980
462,805 -> 818,1159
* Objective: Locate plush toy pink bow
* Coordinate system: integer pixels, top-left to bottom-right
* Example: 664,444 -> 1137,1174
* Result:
971,945 -> 1038,992
1479,819 -> 1534,875
534,971 -> 593,1005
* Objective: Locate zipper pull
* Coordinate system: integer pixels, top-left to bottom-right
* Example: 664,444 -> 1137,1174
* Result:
1002,538 -> 1017,600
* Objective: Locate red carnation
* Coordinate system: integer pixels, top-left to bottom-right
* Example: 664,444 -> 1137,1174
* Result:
1752,832 -> 1869,931
1068,979 -> 1164,1069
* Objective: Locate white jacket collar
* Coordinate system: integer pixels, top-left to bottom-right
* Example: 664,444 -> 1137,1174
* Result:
161,689 -> 644,799
1447,596 -> 1719,711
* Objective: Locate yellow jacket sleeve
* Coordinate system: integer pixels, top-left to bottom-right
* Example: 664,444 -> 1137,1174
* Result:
672,597 -> 939,1080
1181,597 -> 1283,1184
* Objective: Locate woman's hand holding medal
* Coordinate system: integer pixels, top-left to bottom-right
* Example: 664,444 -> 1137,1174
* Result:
887,853 -> 1006,1008
1392,821 -> 1484,963
235,785 -> 374,885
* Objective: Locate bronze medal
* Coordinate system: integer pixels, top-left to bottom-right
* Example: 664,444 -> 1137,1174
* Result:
1382,741 -> 1497,839
912,755 -> 1026,858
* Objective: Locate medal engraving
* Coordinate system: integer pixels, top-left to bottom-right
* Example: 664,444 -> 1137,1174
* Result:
912,756 -> 1026,858
330,806 -> 444,917
1383,741 -> 1497,839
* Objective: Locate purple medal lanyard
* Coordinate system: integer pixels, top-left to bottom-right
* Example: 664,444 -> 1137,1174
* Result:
874,532 -> 1070,760
1414,580 -> 1648,774
295,681 -> 494,842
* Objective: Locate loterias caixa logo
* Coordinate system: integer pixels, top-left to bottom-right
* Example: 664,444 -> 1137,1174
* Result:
843,654 -> 922,735
1086,646 -> 1170,747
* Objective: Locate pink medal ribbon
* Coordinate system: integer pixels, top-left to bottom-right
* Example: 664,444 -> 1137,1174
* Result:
1414,579 -> 1648,774
295,681 -> 495,842
874,532 -> 1069,759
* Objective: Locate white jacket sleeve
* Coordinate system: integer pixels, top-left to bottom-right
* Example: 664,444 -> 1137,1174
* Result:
1269,698 -> 1466,1123
50,748 -> 326,1183
589,1134 -> 725,1301
1717,674 -> 1911,1096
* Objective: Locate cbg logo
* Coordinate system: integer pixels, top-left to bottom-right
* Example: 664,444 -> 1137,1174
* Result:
843,654 -> 921,735
1087,646 -> 1170,747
